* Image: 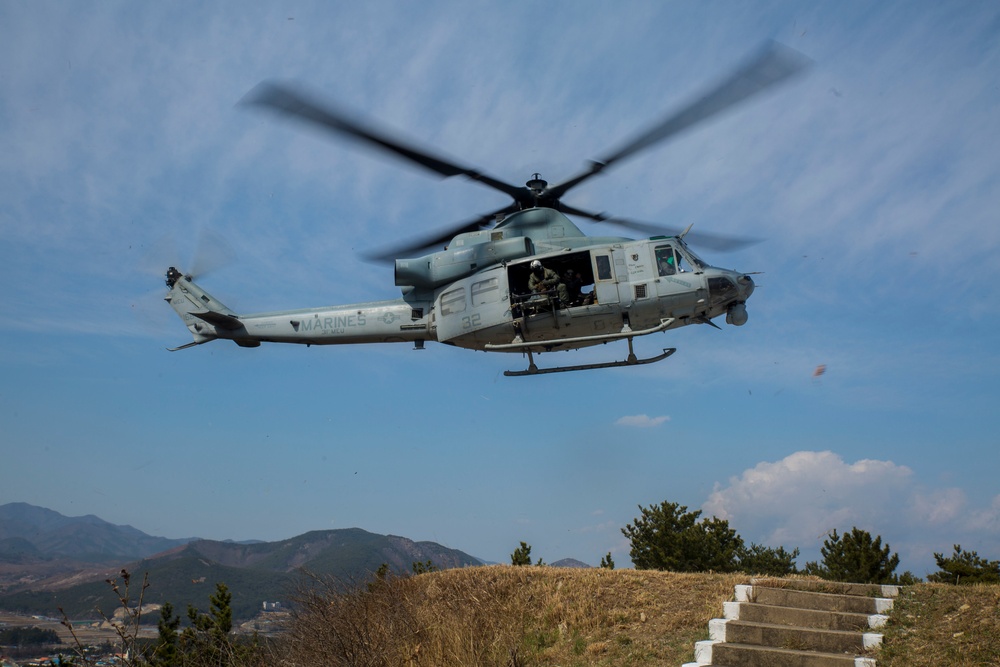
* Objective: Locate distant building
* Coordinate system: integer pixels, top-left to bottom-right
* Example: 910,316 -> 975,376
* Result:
262,601 -> 282,612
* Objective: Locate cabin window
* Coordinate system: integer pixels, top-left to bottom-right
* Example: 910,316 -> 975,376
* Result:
595,255 -> 613,281
471,277 -> 499,305
441,287 -> 466,315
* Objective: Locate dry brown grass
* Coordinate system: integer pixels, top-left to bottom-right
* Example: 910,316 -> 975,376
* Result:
285,566 -> 748,666
878,583 -> 1000,666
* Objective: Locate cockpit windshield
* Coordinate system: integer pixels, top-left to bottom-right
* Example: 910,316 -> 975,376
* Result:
677,242 -> 708,270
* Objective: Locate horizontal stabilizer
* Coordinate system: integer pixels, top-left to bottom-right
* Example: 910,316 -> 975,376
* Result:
193,311 -> 243,330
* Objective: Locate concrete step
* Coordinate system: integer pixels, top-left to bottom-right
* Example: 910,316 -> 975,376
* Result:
722,619 -> 878,654
709,642 -> 875,667
751,578 -> 900,599
748,586 -> 893,615
683,579 -> 893,667
731,601 -> 882,632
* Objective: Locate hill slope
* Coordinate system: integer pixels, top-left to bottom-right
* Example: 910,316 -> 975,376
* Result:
0,527 -> 480,620
177,528 -> 477,576
0,503 -> 191,563
877,582 -> 1000,665
289,568 -> 1000,666
289,566 -> 749,666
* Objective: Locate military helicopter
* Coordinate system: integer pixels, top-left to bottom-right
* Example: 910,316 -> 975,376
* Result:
165,42 -> 808,376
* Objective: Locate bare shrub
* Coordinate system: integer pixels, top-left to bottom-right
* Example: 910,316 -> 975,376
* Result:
405,566 -> 532,665
287,568 -> 532,666
285,566 -> 749,666
59,569 -> 150,667
287,572 -> 420,666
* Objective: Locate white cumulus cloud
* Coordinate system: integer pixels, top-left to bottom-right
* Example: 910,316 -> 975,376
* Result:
702,451 -> 1000,574
615,414 -> 671,428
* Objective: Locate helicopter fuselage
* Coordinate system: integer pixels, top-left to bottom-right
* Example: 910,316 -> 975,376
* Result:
165,208 -> 754,365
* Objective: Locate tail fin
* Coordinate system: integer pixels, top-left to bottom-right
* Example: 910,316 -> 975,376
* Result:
164,267 -> 245,350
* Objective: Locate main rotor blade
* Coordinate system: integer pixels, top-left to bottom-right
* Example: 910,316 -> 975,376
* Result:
548,41 -> 811,199
363,204 -> 517,262
242,81 -> 526,201
560,204 -> 759,252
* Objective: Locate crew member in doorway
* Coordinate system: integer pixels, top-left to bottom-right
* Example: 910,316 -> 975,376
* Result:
564,269 -> 583,305
529,260 -> 570,306
563,269 -> 593,306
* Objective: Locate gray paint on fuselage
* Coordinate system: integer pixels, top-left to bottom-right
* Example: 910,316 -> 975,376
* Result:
232,299 -> 432,345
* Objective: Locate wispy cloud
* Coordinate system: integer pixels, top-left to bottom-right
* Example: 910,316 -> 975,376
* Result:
615,414 -> 670,428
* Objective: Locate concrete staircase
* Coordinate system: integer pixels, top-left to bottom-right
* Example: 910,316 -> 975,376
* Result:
683,578 -> 899,667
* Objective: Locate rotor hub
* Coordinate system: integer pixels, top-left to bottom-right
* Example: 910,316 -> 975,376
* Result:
526,173 -> 548,194
166,266 -> 184,288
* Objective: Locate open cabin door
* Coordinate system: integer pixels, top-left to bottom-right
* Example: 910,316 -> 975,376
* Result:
506,251 -> 600,310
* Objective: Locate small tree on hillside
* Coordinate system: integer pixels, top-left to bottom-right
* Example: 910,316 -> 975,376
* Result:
511,541 -> 532,566
412,559 -> 439,575
149,602 -> 181,667
927,545 -> 1000,585
805,528 -> 900,584
739,543 -> 800,577
600,552 -> 615,570
181,582 -> 260,666
367,563 -> 391,592
693,516 -> 745,572
622,501 -> 744,572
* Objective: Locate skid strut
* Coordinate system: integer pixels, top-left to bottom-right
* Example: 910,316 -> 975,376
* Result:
491,317 -> 678,377
504,341 -> 676,377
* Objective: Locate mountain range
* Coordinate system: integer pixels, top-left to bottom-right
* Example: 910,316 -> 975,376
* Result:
0,503 -> 481,620
0,502 -> 192,563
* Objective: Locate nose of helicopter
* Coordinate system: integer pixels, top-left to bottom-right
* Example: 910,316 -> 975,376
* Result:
723,273 -> 755,327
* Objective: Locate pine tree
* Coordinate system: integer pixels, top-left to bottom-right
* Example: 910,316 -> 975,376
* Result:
412,559 -> 439,574
510,541 -> 532,566
149,601 -> 180,667
182,583 -> 243,666
738,543 -> 800,576
805,528 -> 900,584
927,545 -> 1000,585
622,501 -> 744,572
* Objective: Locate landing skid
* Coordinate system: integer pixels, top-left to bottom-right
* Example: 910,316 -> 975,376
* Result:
504,342 -> 676,377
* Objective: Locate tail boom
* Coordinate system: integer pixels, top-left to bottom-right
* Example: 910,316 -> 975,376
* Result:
164,268 -> 433,350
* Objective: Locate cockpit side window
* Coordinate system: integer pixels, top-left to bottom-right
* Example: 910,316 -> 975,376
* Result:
655,246 -> 677,276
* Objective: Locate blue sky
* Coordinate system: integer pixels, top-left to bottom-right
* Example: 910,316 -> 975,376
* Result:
1,1 -> 998,576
